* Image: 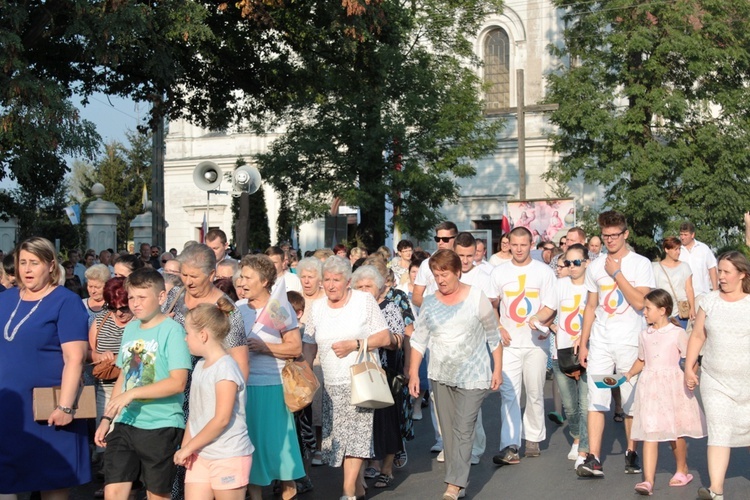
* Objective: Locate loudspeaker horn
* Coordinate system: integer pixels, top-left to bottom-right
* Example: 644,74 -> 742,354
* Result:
193,161 -> 223,191
231,165 -> 262,197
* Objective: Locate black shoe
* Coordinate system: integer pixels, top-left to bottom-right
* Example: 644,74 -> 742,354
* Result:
492,446 -> 520,465
624,449 -> 642,474
576,454 -> 604,478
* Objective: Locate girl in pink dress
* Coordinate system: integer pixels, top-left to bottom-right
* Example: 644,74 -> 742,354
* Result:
624,289 -> 706,496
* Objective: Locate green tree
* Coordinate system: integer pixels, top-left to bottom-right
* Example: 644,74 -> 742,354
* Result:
255,0 -> 503,247
79,132 -> 152,246
545,0 -> 750,256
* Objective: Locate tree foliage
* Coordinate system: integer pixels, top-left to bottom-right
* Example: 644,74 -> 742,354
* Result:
77,132 -> 152,247
254,0 -> 504,247
545,0 -> 750,256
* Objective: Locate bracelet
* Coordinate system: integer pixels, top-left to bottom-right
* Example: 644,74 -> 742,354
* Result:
356,339 -> 361,351
611,269 -> 622,279
101,415 -> 113,422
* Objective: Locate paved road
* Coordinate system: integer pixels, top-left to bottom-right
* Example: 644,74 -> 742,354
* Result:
53,380 -> 750,499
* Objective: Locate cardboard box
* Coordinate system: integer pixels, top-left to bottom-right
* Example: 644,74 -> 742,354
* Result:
33,385 -> 96,421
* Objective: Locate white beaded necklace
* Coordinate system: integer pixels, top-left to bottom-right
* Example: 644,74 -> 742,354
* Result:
3,286 -> 52,342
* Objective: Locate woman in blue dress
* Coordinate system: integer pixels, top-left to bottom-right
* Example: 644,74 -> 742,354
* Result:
0,237 -> 90,498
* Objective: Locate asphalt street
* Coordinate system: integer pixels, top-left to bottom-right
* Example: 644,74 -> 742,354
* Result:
34,380 -> 750,500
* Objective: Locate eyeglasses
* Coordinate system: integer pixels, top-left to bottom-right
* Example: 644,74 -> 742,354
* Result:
563,259 -> 585,268
601,230 -> 626,240
107,304 -> 131,314
543,246 -> 555,251
433,235 -> 456,243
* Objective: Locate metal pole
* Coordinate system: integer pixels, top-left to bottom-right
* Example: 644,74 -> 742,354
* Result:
517,69 -> 526,200
151,101 -> 166,249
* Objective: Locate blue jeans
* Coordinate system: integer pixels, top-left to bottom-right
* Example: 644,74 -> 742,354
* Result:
551,360 -> 589,453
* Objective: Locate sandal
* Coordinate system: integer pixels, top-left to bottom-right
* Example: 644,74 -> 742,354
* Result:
613,411 -> 625,423
394,448 -> 407,468
669,472 -> 693,487
363,466 -> 379,479
634,481 -> 653,496
374,473 -> 393,488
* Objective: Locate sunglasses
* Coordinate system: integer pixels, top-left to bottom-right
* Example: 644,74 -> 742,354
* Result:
161,259 -> 169,263
563,259 -> 585,268
433,235 -> 456,243
107,304 -> 131,313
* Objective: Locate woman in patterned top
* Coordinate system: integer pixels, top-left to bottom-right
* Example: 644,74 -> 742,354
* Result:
408,249 -> 502,500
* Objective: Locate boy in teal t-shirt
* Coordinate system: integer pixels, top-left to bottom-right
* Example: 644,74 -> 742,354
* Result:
94,268 -> 191,499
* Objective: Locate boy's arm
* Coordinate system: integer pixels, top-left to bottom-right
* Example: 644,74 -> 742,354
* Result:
94,371 -> 125,447
106,368 -> 188,416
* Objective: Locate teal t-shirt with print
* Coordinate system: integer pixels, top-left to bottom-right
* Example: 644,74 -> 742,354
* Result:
115,317 -> 191,429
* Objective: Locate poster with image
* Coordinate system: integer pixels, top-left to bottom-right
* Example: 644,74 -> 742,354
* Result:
507,199 -> 576,245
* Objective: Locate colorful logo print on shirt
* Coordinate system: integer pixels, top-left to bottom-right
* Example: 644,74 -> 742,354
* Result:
561,294 -> 583,336
601,282 -> 628,316
505,275 -> 539,327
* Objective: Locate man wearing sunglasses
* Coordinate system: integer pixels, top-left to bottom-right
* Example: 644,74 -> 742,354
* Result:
412,221 -> 458,307
576,211 -> 654,479
491,227 -> 558,464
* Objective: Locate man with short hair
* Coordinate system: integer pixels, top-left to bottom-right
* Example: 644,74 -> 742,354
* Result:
265,246 -> 302,293
157,252 -> 174,274
205,229 -> 234,264
576,211 -> 654,478
678,222 -> 717,310
149,245 -> 162,270
139,243 -> 152,267
216,259 -> 239,280
473,238 -> 494,274
550,228 -> 587,276
491,227 -> 557,464
69,249 -> 87,285
587,236 -> 602,260
412,221 -> 459,307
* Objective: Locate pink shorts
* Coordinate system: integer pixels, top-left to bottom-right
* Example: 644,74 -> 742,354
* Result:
184,454 -> 252,490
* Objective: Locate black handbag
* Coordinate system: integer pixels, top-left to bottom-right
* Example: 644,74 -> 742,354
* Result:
557,347 -> 584,374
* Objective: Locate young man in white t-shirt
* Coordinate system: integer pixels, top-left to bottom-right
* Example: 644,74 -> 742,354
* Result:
491,227 -> 557,464
412,221 -> 458,307
576,211 -> 655,478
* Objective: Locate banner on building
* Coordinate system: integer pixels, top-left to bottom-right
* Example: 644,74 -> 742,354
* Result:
507,199 -> 576,245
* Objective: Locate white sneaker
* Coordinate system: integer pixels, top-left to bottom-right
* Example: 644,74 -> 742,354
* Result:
470,454 -> 480,465
431,442 -> 443,453
568,443 -> 579,460
437,450 -> 445,463
574,455 -> 585,470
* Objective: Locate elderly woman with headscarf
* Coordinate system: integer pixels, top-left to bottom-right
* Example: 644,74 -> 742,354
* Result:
302,256 -> 391,500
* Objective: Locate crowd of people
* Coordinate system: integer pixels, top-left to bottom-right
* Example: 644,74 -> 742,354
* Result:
0,215 -> 749,500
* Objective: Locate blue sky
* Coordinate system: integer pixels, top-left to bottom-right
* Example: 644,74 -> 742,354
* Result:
74,93 -> 142,150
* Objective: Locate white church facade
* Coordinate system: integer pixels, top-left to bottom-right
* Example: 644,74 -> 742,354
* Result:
163,1 -> 598,253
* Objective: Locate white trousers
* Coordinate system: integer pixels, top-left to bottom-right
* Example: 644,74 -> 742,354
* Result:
499,347 -> 547,449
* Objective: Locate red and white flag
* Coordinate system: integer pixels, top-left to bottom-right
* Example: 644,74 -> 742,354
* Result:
200,212 -> 208,243
501,202 -> 512,234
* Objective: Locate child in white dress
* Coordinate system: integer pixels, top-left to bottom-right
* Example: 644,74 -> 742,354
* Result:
624,289 -> 706,496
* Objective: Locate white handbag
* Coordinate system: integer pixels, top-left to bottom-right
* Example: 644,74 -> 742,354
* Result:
350,337 -> 394,409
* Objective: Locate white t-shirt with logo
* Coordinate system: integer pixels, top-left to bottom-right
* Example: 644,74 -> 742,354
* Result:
491,260 -> 557,349
555,277 -> 588,351
585,251 -> 655,347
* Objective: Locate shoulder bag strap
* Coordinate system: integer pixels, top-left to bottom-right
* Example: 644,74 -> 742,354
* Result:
165,286 -> 187,315
658,262 -> 679,299
94,311 -> 112,352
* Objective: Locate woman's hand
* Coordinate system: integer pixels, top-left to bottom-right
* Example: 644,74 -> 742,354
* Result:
684,369 -> 699,391
491,369 -> 503,391
93,350 -> 116,365
499,327 -> 511,346
47,408 -> 74,427
247,338 -> 269,354
331,339 -> 358,358
408,374 -> 421,399
689,307 -> 696,321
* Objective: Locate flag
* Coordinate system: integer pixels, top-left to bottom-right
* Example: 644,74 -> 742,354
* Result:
252,279 -> 298,335
501,201 -> 511,234
201,212 -> 208,243
64,205 -> 80,225
141,184 -> 148,211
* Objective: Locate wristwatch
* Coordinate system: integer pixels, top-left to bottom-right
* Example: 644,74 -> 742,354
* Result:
56,405 -> 74,414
